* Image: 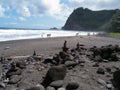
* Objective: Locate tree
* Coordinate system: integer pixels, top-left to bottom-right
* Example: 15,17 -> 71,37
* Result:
110,10 -> 120,32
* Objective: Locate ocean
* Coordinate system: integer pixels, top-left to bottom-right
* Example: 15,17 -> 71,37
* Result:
0,29 -> 99,41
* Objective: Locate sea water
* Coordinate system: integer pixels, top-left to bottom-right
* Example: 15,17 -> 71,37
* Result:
0,29 -> 99,41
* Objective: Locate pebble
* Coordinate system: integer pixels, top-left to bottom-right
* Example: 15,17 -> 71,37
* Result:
57,87 -> 65,90
97,79 -> 106,86
96,68 -> 105,75
106,84 -> 113,89
65,61 -> 77,67
66,81 -> 79,90
46,86 -> 55,90
50,80 -> 64,88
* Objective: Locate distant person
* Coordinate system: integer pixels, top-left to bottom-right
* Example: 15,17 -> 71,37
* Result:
47,34 -> 51,37
87,33 -> 90,36
76,33 -> 79,36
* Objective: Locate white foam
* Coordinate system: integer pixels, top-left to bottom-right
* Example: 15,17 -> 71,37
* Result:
0,29 -> 99,41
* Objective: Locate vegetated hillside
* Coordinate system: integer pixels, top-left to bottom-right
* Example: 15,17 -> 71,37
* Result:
62,7 -> 118,32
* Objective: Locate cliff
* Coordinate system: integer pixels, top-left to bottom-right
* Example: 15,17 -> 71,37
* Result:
62,7 -> 117,31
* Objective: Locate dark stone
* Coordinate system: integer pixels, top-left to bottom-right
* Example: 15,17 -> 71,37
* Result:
96,68 -> 105,75
6,67 -> 22,78
94,55 -> 103,62
105,67 -> 111,73
93,48 -> 101,57
50,80 -> 64,88
59,51 -> 68,60
33,50 -> 37,56
26,86 -> 45,90
110,53 -> 119,61
92,63 -> 99,67
76,42 -> 80,51
113,70 -> 120,88
65,61 -> 77,67
44,56 -> 53,64
8,75 -> 21,84
66,82 -> 79,90
16,61 -> 26,69
42,65 -> 66,87
62,40 -> 69,52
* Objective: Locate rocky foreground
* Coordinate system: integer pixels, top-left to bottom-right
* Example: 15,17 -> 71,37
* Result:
0,38 -> 120,90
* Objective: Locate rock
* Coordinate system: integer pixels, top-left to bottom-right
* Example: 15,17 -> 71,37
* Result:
0,63 -> 2,79
96,68 -> 105,75
110,53 -> 120,61
94,55 -> 103,62
93,48 -> 101,57
44,56 -> 53,64
50,80 -> 64,88
79,59 -> 85,63
106,84 -> 113,89
97,79 -> 106,86
33,55 -> 43,61
113,70 -> 120,88
17,81 -> 33,89
57,87 -> 66,90
0,82 -> 6,88
80,63 -> 84,67
6,62 -> 22,78
105,67 -> 111,73
8,75 -> 21,84
26,86 -> 45,90
42,65 -> 66,87
103,59 -> 109,62
6,68 -> 22,78
66,82 -> 79,90
92,63 -> 99,67
46,86 -> 55,90
16,61 -> 26,69
65,61 -> 77,67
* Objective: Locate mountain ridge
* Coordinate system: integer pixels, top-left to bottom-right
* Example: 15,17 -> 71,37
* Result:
62,7 -> 119,32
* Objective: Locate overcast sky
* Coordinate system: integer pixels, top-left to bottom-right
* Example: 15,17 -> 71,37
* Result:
0,0 -> 120,29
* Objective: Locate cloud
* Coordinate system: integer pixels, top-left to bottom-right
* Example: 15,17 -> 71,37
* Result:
0,5 -> 5,17
18,17 -> 26,21
1,0 -> 120,21
0,0 -> 71,20
69,0 -> 120,10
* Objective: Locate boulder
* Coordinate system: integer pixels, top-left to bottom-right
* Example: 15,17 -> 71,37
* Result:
66,82 -> 79,90
42,65 -> 66,87
16,61 -> 26,69
96,68 -> 105,75
113,70 -> 120,88
8,75 -> 21,84
110,53 -> 120,61
6,67 -> 22,78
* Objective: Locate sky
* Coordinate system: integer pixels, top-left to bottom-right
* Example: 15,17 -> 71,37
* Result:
0,0 -> 120,29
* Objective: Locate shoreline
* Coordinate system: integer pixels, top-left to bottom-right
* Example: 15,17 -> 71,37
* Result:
0,36 -> 119,57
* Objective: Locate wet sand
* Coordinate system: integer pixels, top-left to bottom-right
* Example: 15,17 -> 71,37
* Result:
0,36 -> 119,57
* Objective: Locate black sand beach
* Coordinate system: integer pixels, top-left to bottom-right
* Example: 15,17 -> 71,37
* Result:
0,36 -> 120,90
0,36 -> 119,56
